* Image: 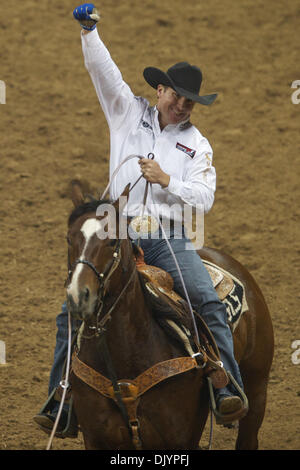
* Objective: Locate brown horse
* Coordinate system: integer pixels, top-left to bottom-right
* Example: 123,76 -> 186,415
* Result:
66,182 -> 274,450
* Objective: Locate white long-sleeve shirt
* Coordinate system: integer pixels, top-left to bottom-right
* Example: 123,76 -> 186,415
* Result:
81,29 -> 216,221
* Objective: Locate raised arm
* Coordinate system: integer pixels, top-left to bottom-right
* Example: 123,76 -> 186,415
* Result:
73,3 -> 138,129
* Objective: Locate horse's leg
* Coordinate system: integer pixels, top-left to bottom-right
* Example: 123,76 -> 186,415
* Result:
235,371 -> 269,450
82,433 -> 101,450
235,317 -> 273,450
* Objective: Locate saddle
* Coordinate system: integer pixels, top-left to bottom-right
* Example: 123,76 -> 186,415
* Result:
134,245 -> 234,304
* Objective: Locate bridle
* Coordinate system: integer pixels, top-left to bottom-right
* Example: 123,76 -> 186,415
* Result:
74,258 -> 107,284
67,237 -> 136,335
75,239 -> 122,290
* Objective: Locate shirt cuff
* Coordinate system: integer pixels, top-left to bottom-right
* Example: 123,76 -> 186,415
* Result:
165,176 -> 183,197
81,27 -> 102,46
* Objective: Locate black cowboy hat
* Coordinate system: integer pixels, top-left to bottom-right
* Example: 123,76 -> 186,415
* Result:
143,62 -> 217,105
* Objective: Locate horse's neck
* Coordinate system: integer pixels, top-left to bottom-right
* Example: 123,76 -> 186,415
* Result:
79,267 -> 176,377
108,268 -> 152,342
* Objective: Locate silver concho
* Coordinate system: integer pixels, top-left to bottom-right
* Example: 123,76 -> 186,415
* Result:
129,215 -> 159,236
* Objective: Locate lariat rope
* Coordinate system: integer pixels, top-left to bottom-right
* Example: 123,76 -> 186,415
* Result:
46,309 -> 72,450
100,154 -> 144,200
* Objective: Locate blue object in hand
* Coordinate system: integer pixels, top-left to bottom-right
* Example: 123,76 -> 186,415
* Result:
73,3 -> 99,31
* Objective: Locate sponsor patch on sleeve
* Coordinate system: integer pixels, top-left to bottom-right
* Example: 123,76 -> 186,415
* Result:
176,142 -> 196,158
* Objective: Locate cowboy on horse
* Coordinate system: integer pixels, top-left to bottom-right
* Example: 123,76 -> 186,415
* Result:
34,3 -> 247,438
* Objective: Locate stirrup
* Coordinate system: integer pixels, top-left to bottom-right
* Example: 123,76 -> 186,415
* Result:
36,386 -> 58,415
35,386 -> 78,439
207,371 -> 249,425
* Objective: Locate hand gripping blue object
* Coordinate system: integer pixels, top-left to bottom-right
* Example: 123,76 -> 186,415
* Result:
73,3 -> 100,31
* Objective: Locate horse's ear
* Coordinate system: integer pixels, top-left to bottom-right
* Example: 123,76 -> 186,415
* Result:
120,183 -> 131,199
71,180 -> 85,207
113,183 -> 131,214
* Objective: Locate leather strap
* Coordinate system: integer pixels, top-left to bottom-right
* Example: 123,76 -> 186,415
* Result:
70,351 -> 227,449
71,352 -> 199,400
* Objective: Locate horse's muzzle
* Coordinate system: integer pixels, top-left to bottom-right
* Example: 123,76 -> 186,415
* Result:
67,288 -> 97,321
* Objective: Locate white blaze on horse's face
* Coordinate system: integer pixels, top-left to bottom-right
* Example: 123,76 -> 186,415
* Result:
67,217 -> 104,305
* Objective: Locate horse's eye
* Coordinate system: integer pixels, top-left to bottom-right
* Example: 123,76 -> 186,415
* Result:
66,236 -> 72,246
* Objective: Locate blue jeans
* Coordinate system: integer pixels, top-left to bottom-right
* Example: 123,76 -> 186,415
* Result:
48,231 -> 243,400
48,303 -> 80,397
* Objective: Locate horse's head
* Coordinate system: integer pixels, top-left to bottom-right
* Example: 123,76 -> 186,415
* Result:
66,181 -> 131,322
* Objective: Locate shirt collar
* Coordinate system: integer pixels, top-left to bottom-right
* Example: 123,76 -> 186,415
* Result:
152,106 -> 191,132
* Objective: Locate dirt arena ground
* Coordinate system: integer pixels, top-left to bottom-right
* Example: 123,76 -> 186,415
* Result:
0,0 -> 299,451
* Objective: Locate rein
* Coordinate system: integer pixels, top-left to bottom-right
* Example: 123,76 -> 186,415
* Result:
83,267 -> 136,336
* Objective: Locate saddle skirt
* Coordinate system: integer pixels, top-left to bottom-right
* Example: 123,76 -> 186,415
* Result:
134,247 -> 248,332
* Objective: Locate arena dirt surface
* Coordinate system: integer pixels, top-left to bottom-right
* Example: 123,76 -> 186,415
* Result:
0,0 -> 299,451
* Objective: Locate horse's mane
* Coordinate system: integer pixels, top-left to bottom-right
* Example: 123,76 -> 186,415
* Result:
68,198 -> 111,227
